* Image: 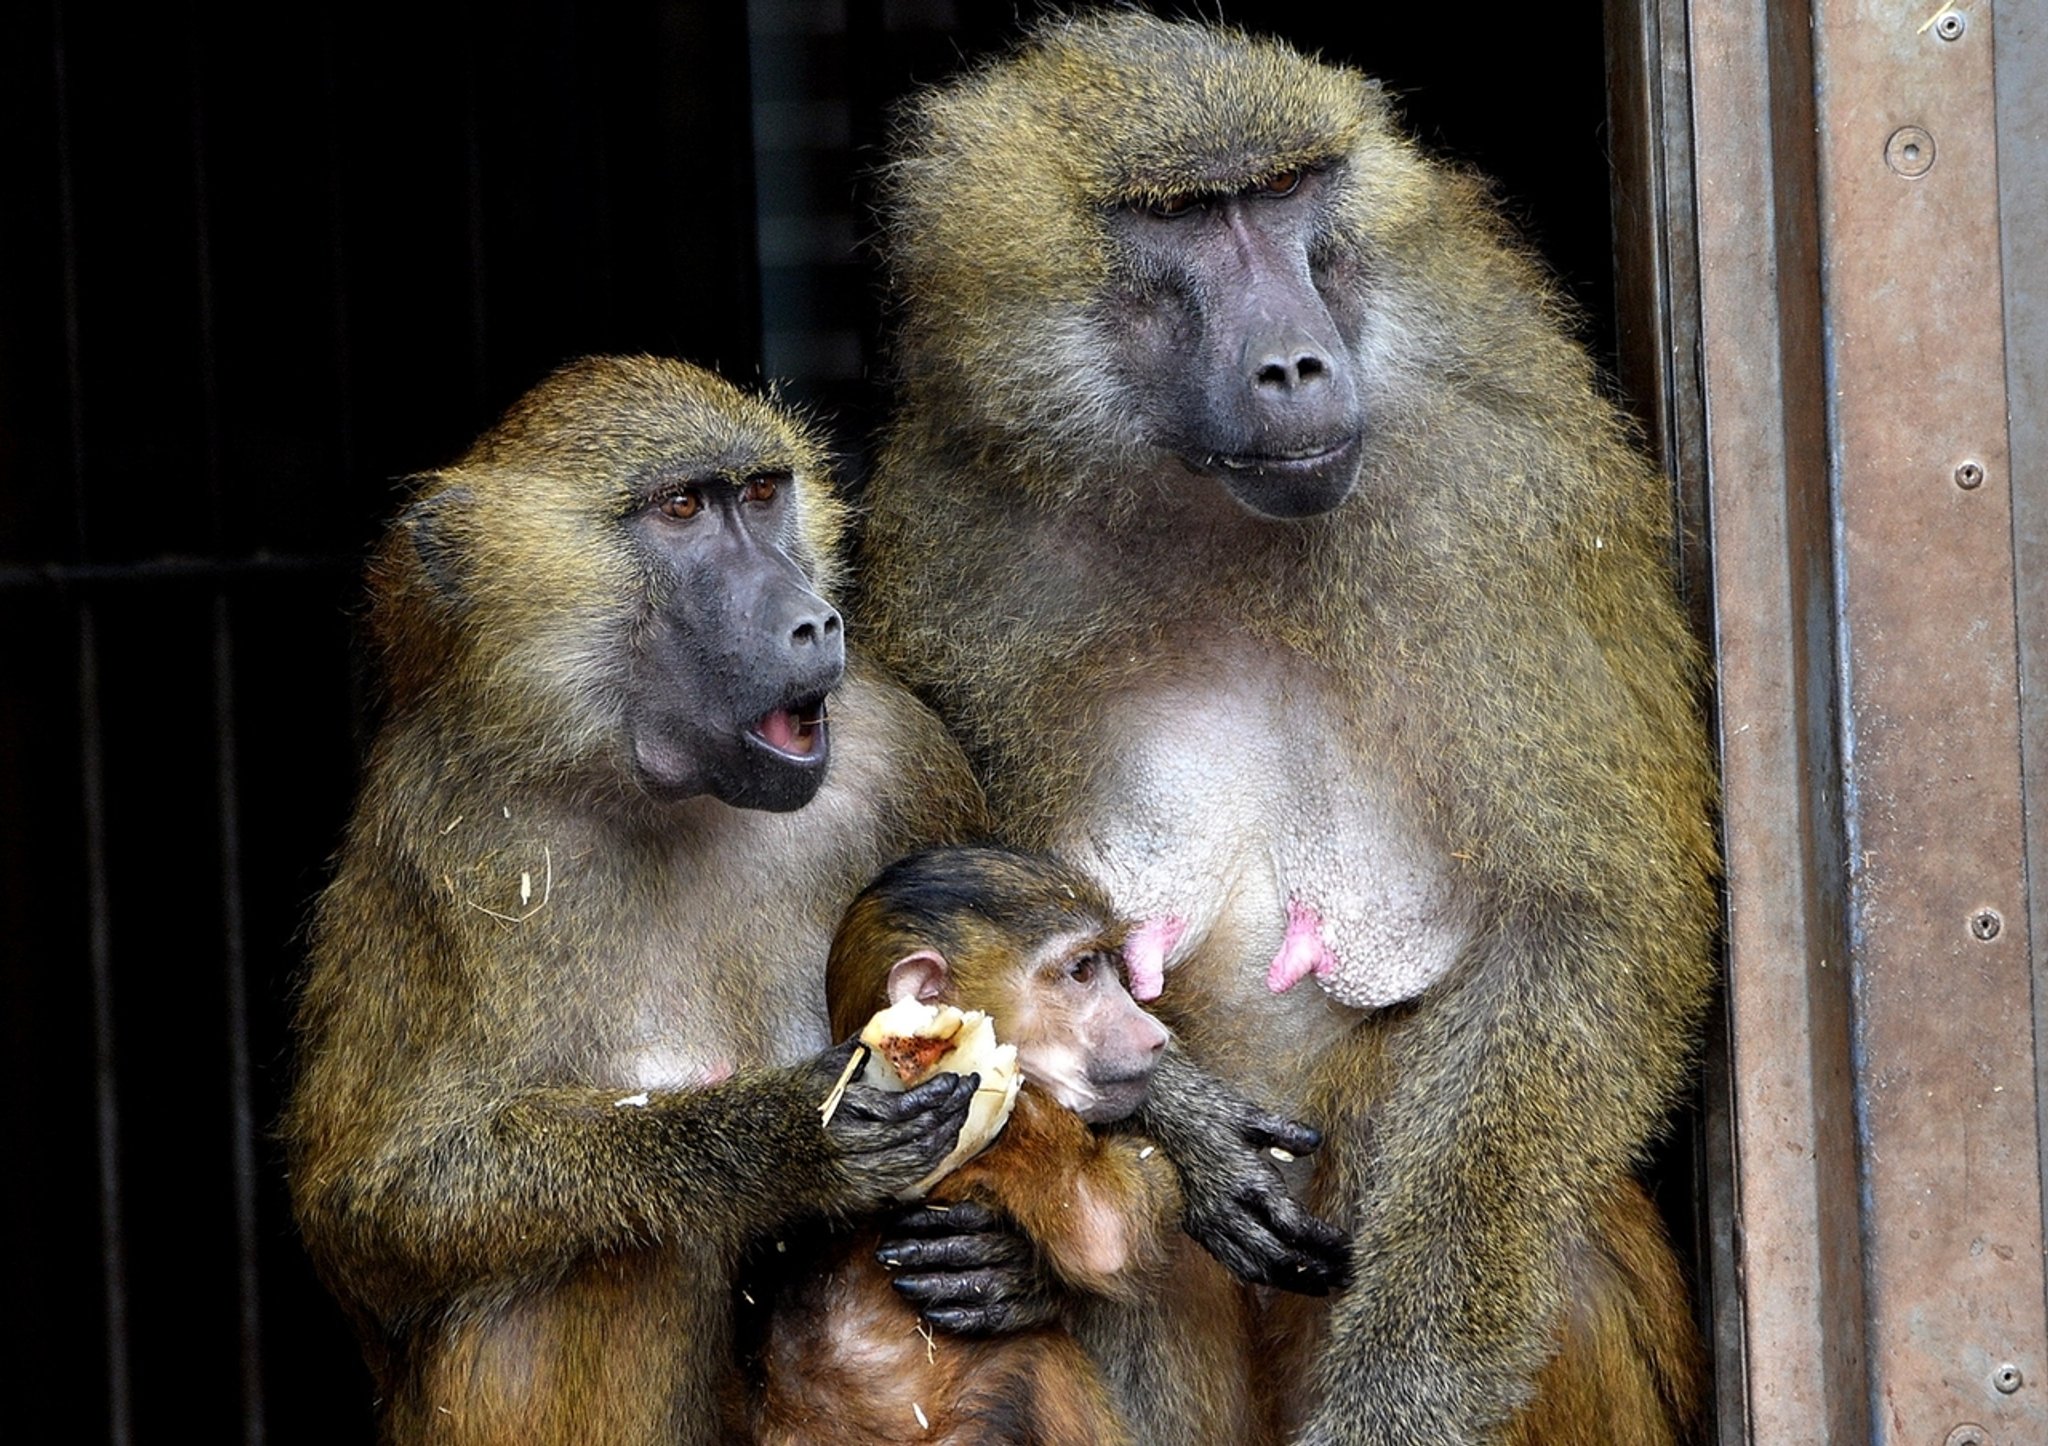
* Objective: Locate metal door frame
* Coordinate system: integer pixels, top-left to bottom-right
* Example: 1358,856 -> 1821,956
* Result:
1606,2 -> 2048,1441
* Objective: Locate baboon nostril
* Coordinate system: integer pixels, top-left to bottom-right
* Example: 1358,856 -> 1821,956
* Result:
793,609 -> 842,647
1254,353 -> 1329,390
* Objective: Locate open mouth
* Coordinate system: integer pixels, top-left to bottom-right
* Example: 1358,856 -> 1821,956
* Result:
746,695 -> 829,762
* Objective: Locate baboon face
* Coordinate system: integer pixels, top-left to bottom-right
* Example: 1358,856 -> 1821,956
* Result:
1105,164 -> 1363,519
381,357 -> 850,813
1003,929 -> 1169,1125
884,15 -> 1418,521
835,848 -> 1169,1124
623,464 -> 844,812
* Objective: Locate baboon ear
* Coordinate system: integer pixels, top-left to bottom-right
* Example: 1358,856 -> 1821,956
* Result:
400,484 -> 472,604
885,950 -> 950,1006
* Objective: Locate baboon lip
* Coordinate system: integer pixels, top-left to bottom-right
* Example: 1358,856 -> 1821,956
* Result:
1202,433 -> 1363,519
1077,1074 -> 1155,1124
1209,434 -> 1361,475
745,695 -> 830,764
1089,1066 -> 1159,1091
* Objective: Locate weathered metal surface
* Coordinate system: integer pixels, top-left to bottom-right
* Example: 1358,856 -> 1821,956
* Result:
1811,1 -> 2048,1442
1995,0 -> 2048,1243
1601,0 -> 1730,1432
1604,0 -> 1709,625
1686,0 -> 1872,1439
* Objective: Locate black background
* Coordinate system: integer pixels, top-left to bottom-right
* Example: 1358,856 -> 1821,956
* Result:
0,4 -> 1625,1440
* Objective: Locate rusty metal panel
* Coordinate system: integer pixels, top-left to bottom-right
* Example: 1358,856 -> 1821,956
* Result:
1602,1 -> 1735,1434
1810,2 -> 2048,1441
1685,0 -> 1873,1439
1620,0 -> 2046,1439
1996,0 -> 2048,1243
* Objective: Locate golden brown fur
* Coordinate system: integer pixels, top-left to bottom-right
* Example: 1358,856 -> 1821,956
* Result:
861,15 -> 1715,1444
758,848 -> 1260,1445
287,357 -> 986,1444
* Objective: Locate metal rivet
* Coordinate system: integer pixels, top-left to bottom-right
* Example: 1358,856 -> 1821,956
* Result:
1937,11 -> 1967,41
1956,461 -> 1985,489
1887,126 -> 1937,178
1946,1427 -> 1989,1446
1995,1363 -> 2023,1394
1972,909 -> 2003,941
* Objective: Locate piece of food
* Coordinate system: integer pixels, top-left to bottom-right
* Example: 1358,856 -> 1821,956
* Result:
857,999 -> 1022,1197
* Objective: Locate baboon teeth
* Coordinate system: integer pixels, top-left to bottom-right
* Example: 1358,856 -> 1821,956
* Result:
750,698 -> 828,758
1217,442 -> 1351,471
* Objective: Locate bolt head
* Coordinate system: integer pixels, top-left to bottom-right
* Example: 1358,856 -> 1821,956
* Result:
1886,126 -> 1937,178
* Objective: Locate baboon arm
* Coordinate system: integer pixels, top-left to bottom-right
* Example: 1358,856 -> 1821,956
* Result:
296,1065 -> 844,1315
1136,1046 -> 1352,1296
1296,926 -> 1677,1445
946,1092 -> 1180,1303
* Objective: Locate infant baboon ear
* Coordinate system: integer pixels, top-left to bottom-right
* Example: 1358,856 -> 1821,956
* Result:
884,950 -> 949,1006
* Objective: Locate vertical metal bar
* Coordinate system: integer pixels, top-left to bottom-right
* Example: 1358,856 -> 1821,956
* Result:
1809,4 -> 2048,1440
1688,0 -> 1869,1441
1601,8 -> 1733,1438
1603,0 -> 1708,620
185,35 -> 265,1442
75,614 -> 128,1446
212,595 -> 261,1445
53,4 -> 133,1439
1994,0 -> 2048,1275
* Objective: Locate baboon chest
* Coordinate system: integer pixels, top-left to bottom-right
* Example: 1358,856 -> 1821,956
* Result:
1055,645 -> 1472,1060
601,820 -> 846,1090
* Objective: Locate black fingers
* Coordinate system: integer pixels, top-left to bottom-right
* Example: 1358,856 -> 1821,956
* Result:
900,1069 -> 981,1119
822,1068 -> 977,1202
1191,1178 -> 1352,1295
1242,1110 -> 1323,1159
890,1198 -> 1002,1235
877,1205 -> 1033,1273
890,1266 -> 1057,1336
1139,1047 -> 1350,1293
917,1300 -> 1059,1336
875,1200 -> 1055,1335
834,1068 -> 979,1127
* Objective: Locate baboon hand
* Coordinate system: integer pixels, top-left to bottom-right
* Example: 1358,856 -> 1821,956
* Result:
876,1199 -> 1057,1335
1180,1106 -> 1353,1295
1140,1050 -> 1353,1294
811,1042 -> 977,1208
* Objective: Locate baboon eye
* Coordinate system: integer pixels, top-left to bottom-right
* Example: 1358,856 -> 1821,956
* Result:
656,487 -> 702,521
741,473 -> 785,505
1254,169 -> 1302,197
1067,951 -> 1103,983
1147,192 -> 1198,219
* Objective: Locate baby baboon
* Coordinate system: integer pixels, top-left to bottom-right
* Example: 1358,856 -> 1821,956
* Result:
861,15 -> 1714,1444
286,357 -> 990,1445
756,846 -> 1260,1446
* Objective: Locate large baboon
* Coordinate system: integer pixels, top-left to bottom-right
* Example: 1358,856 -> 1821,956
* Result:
861,15 -> 1715,1444
286,357 -> 990,1444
